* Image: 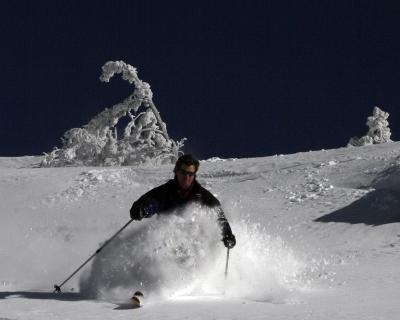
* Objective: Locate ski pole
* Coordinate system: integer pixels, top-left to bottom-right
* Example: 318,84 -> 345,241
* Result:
224,248 -> 230,279
54,218 -> 134,293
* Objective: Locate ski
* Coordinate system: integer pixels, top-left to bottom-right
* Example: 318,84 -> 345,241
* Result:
130,291 -> 144,308
113,291 -> 144,310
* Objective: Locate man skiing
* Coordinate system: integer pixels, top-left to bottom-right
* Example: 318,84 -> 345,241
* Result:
130,154 -> 236,249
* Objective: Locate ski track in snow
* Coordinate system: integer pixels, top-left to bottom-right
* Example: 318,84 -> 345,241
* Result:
1,143 -> 400,319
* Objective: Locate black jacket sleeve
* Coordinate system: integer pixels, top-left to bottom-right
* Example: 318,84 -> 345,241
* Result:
198,186 -> 233,237
215,206 -> 234,237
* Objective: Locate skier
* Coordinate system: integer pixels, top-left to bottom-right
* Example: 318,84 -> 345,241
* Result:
130,154 -> 236,249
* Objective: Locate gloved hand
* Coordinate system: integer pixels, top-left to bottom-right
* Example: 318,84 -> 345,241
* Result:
222,233 -> 236,249
130,203 -> 159,220
142,203 -> 159,218
130,206 -> 144,221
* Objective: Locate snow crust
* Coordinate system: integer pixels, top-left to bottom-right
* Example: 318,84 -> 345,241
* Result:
1,143 -> 400,319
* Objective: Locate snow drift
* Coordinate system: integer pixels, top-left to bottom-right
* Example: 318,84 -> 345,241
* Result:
79,204 -> 309,304
1,143 -> 400,319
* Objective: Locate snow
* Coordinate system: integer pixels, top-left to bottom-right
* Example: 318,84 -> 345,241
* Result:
1,143 -> 400,319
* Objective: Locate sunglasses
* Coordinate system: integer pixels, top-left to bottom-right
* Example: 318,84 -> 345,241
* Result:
178,169 -> 196,177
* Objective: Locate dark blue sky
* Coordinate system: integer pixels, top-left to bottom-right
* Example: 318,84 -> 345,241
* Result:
1,1 -> 399,159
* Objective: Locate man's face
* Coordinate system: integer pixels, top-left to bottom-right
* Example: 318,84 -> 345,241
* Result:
176,164 -> 196,190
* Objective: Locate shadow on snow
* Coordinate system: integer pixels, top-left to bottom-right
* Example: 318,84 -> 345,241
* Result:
315,167 -> 400,226
0,291 -> 87,301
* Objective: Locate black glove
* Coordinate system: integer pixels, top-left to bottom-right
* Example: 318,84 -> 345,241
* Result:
142,203 -> 159,217
130,203 -> 159,220
222,233 -> 236,249
130,205 -> 144,221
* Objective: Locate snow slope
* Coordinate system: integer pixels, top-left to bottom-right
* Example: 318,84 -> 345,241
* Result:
1,143 -> 400,319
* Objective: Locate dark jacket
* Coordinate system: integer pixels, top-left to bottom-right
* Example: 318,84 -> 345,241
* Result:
130,178 -> 233,237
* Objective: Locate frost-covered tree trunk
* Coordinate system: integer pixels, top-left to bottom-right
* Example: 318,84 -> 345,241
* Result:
347,106 -> 392,147
42,61 -> 185,167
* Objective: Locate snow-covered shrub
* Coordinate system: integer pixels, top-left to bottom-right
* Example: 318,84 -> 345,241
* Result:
347,106 -> 392,147
42,61 -> 185,167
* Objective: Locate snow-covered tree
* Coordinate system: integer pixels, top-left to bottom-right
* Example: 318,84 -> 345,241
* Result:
42,61 -> 185,167
347,106 -> 392,147
366,107 -> 392,144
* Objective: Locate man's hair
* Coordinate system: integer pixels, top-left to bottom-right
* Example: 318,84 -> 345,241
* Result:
174,154 -> 200,173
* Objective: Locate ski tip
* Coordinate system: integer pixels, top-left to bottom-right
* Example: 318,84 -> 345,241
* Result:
130,291 -> 144,308
133,291 -> 144,297
131,296 -> 141,307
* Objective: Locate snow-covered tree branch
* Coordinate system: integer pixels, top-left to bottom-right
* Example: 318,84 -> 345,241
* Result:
42,61 -> 185,167
347,106 -> 393,147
